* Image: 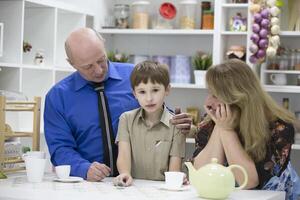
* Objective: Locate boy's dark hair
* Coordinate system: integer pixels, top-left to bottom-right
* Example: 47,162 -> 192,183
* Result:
130,60 -> 170,89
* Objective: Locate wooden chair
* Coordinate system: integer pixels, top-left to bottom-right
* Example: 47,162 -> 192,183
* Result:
0,96 -> 41,174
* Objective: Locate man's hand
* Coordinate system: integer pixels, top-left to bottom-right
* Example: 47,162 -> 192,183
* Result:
170,108 -> 192,135
87,162 -> 111,182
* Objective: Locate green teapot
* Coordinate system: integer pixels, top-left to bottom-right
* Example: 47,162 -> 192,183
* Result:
185,158 -> 248,199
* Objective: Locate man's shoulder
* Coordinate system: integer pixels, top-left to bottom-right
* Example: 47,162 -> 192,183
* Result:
47,72 -> 75,95
110,62 -> 134,73
111,62 -> 134,68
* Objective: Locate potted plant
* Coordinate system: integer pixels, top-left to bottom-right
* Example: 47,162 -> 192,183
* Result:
192,51 -> 212,86
107,50 -> 129,63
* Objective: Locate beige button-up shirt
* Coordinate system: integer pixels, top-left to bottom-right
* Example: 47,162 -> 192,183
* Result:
116,106 -> 185,181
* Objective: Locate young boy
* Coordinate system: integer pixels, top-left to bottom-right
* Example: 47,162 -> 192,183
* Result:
114,61 -> 185,186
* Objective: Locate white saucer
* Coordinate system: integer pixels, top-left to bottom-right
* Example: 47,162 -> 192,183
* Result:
54,176 -> 84,183
158,184 -> 190,191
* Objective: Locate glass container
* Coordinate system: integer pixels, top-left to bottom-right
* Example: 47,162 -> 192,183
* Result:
295,49 -> 300,70
279,50 -> 289,70
282,98 -> 289,110
289,49 -> 296,70
179,0 -> 197,29
153,2 -> 176,29
202,10 -> 214,29
114,4 -> 130,29
132,1 -> 150,29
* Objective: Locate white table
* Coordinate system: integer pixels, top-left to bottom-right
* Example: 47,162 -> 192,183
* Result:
0,172 -> 285,200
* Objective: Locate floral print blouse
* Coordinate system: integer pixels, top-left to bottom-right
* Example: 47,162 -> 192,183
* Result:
193,118 -> 295,189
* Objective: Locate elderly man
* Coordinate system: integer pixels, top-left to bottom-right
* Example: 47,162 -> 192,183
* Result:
44,28 -> 191,181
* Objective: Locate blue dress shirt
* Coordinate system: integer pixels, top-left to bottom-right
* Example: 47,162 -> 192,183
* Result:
44,61 -> 139,179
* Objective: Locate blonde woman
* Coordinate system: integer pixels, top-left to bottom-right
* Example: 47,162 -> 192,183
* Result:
193,59 -> 300,199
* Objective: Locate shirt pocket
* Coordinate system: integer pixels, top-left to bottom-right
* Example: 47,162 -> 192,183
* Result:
154,140 -> 172,177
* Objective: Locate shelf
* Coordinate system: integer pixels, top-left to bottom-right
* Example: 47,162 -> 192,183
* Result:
186,138 -> 195,144
22,64 -> 53,71
280,31 -> 300,37
292,144 -> 300,150
0,62 -> 22,68
262,70 -> 300,74
222,3 -> 248,8
221,31 -> 247,35
0,62 -> 53,70
171,83 -> 206,89
264,85 -> 300,93
98,29 -> 214,35
54,67 -> 75,72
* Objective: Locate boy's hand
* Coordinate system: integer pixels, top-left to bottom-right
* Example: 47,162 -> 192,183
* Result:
114,173 -> 133,187
183,173 -> 190,185
170,108 -> 192,135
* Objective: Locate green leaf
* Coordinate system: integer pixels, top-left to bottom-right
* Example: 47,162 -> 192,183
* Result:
22,146 -> 31,154
192,52 -> 212,70
0,171 -> 7,179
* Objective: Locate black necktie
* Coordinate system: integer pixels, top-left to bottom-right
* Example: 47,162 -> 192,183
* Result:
93,82 -> 118,176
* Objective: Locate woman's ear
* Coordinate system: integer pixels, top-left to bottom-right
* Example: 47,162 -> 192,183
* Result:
165,84 -> 171,96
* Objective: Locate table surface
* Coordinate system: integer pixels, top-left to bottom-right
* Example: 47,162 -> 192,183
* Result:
0,172 -> 285,200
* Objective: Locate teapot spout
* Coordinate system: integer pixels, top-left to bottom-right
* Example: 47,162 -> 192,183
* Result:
184,162 -> 196,175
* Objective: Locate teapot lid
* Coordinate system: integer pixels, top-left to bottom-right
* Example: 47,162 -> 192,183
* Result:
203,158 -> 226,171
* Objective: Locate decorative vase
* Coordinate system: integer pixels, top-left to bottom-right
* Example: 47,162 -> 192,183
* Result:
194,70 -> 207,86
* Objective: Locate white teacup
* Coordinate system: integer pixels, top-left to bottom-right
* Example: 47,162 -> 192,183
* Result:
164,171 -> 184,189
55,165 -> 71,179
270,73 -> 287,85
24,157 -> 46,183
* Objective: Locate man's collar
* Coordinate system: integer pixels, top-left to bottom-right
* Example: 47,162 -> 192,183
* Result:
108,61 -> 122,80
74,61 -> 122,91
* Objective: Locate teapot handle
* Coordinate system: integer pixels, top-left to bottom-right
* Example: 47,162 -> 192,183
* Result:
228,165 -> 248,190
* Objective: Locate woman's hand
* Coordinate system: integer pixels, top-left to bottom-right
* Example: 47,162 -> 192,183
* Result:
205,103 -> 237,131
113,173 -> 133,187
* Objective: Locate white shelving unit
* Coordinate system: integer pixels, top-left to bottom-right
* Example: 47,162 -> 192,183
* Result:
98,0 -> 300,150
0,0 -> 95,131
0,22 -> 3,57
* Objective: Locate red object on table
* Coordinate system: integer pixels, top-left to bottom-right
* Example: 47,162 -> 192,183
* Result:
159,2 -> 176,20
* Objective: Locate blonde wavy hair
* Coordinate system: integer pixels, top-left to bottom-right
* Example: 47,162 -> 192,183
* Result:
206,59 -> 295,162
